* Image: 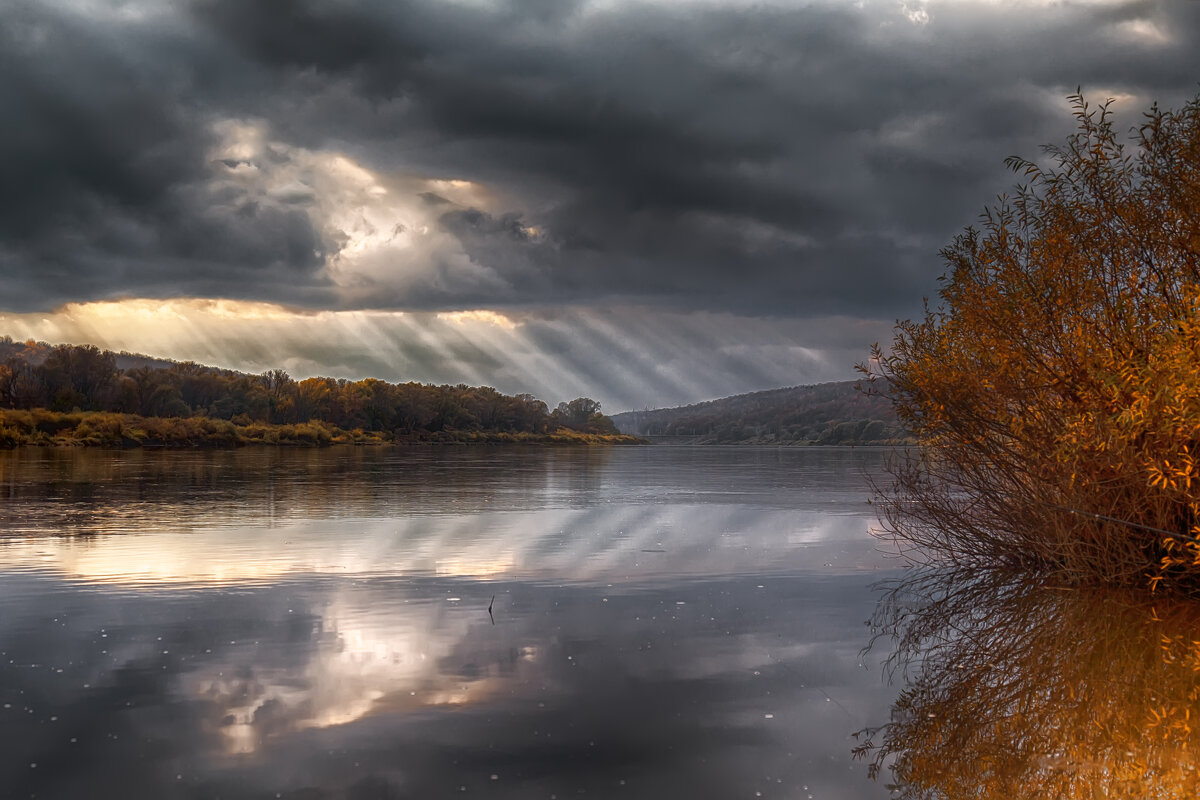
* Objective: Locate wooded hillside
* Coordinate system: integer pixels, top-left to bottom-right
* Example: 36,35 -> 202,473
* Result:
0,336 -> 627,446
611,381 -> 908,445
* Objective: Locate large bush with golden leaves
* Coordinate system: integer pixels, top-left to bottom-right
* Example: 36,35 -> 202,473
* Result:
863,93 -> 1200,588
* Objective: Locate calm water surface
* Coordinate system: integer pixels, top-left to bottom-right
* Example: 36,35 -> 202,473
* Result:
0,446 -> 903,799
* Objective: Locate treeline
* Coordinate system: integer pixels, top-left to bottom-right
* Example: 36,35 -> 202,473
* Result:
0,337 -> 626,446
610,381 -> 909,445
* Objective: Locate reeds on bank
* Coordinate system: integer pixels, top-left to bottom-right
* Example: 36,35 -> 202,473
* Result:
0,408 -> 643,448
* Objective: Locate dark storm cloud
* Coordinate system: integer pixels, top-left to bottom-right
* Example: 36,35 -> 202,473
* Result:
0,2 -> 336,310
1,0 -> 1199,316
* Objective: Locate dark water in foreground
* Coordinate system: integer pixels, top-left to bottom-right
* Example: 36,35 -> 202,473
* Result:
0,446 -> 902,799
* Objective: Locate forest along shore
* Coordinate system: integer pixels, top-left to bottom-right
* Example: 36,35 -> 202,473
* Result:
0,340 -> 637,448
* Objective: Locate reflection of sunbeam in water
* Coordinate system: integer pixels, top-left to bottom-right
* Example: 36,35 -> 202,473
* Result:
2,505 -> 876,590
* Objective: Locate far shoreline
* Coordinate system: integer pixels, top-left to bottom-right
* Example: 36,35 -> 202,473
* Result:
0,409 -> 645,449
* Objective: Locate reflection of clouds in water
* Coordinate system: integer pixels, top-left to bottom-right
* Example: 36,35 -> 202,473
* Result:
0,569 -> 895,798
187,594 -> 483,754
192,576 -> 883,764
0,502 -> 882,757
1,505 -> 883,590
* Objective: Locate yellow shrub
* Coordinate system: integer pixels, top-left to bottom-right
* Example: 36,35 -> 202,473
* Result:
864,93 -> 1200,589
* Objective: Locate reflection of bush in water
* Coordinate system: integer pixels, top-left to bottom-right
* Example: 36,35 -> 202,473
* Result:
855,569 -> 1200,799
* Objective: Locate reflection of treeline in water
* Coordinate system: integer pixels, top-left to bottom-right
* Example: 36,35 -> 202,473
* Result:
857,568 -> 1200,799
610,381 -> 910,445
0,338 -> 633,447
861,92 -> 1200,590
0,447 -> 614,532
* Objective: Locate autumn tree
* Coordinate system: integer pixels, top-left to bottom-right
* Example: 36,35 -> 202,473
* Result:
511,393 -> 551,434
39,344 -> 118,411
861,92 -> 1200,588
551,397 -> 617,433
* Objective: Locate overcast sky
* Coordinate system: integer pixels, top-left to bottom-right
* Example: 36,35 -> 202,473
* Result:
1,0 -> 1197,410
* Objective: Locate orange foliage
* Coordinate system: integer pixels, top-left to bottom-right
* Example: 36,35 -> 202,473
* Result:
862,92 -> 1200,588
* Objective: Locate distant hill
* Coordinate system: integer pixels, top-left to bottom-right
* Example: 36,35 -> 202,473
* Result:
610,381 -> 910,445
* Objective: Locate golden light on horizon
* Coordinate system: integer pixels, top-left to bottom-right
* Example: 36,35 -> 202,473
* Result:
436,309 -> 519,330
0,294 -> 880,412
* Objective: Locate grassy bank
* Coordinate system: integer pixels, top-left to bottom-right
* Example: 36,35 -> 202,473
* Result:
0,409 -> 645,448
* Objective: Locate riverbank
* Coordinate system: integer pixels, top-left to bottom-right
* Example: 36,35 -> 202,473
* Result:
0,409 -> 645,448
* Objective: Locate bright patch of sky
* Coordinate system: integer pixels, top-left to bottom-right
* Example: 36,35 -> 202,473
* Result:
1,0 -> 1194,407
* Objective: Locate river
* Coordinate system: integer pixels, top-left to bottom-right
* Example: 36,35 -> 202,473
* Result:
0,446 -> 902,799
